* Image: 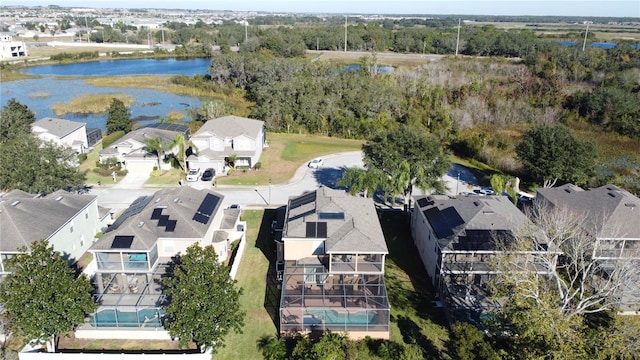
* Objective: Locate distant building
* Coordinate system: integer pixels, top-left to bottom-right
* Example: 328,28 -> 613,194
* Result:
0,33 -> 27,59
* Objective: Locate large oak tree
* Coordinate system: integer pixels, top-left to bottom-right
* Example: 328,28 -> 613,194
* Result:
362,126 -> 450,209
163,244 -> 244,353
0,241 -> 96,353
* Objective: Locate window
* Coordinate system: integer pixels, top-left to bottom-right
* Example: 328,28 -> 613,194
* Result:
70,226 -> 74,233
85,212 -> 89,219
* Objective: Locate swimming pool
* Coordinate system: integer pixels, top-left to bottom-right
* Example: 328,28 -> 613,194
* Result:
306,309 -> 379,325
88,308 -> 163,328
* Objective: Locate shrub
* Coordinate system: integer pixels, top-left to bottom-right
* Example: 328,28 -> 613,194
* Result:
78,153 -> 88,162
101,130 -> 125,148
254,162 -> 262,170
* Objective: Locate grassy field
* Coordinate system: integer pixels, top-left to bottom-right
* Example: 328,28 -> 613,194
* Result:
217,133 -> 363,186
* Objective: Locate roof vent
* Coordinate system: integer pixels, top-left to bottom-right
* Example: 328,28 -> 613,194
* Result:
137,221 -> 145,228
483,210 -> 494,214
155,198 -> 161,203
564,189 -> 571,193
473,201 -> 481,207
608,192 -> 616,198
55,195 -> 64,201
625,203 -> 637,208
173,197 -> 180,203
10,200 -> 20,206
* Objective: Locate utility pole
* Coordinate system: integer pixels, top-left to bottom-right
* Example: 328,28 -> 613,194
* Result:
161,25 -> 165,46
582,23 -> 589,52
85,17 -> 90,43
344,16 -> 347,52
455,18 -> 461,56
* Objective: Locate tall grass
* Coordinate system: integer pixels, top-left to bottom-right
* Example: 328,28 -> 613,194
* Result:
52,93 -> 134,116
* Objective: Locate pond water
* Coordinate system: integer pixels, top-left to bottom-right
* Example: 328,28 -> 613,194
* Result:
3,58 -> 211,130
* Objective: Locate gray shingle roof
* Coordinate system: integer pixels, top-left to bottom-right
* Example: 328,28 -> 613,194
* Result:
99,126 -> 184,156
0,190 -> 96,252
192,116 -> 264,140
414,194 -> 533,251
537,184 -> 640,238
283,187 -> 388,254
90,187 -> 224,251
31,117 -> 85,138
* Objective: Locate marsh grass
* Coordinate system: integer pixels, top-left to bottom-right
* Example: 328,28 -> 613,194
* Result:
28,91 -> 50,98
84,75 -> 253,116
52,93 -> 134,116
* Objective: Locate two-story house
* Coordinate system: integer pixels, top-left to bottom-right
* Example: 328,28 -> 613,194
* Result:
31,117 -> 89,154
411,194 -> 556,326
187,116 -> 266,175
0,190 -> 109,280
79,187 -> 243,338
279,187 -> 390,340
536,184 -> 640,313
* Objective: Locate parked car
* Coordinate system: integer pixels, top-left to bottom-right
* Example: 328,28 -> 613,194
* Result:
201,168 -> 215,181
308,158 -> 324,169
186,168 -> 200,182
228,204 -> 241,209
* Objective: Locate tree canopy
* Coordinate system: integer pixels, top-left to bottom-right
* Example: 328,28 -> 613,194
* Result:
362,126 -> 450,208
105,98 -> 132,134
0,240 -> 96,352
0,133 -> 86,193
0,98 -> 36,143
515,124 -> 596,187
163,243 -> 244,353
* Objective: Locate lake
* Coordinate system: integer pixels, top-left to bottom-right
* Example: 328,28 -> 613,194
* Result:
3,58 -> 211,131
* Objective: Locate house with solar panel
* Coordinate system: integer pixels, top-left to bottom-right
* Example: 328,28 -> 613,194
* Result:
410,194 -> 557,326
99,123 -> 190,175
0,190 -> 109,281
187,116 -> 266,176
79,186 -> 244,336
536,184 -> 640,313
279,187 -> 390,340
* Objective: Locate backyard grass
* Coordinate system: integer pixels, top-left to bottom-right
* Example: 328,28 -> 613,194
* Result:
381,210 -> 450,357
52,93 -> 134,116
216,133 -> 363,186
215,209 -> 279,359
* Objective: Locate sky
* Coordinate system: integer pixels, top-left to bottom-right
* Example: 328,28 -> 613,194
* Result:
3,0 -> 640,18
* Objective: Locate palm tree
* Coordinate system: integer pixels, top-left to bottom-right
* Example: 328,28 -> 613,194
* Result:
143,137 -> 164,175
168,132 -> 194,171
337,167 -> 385,198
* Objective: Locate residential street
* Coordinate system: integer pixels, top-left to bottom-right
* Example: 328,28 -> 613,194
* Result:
91,151 -> 480,214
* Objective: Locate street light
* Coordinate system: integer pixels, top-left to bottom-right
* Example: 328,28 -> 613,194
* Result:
456,172 -> 460,195
269,178 -> 272,206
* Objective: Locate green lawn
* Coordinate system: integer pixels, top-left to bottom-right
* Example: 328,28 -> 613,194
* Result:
216,133 -> 363,186
215,209 -> 279,359
216,209 -> 450,359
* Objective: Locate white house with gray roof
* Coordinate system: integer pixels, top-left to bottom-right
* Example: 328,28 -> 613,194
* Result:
536,184 -> 640,313
188,116 -> 266,175
0,190 -> 108,280
279,187 -> 390,340
99,123 -> 189,174
80,187 -> 243,336
411,194 -> 556,326
31,117 -> 88,154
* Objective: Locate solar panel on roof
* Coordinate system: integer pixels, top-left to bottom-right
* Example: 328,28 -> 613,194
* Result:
193,213 -> 210,224
290,191 -> 316,210
151,208 -> 163,220
317,222 -> 328,238
111,235 -> 134,249
165,220 -> 177,232
306,222 -> 316,238
158,215 -> 170,227
416,197 -> 430,208
424,207 -> 454,239
196,193 -> 220,216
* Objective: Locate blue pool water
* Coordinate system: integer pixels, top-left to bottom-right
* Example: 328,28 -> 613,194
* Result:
89,308 -> 163,328
306,309 -> 378,325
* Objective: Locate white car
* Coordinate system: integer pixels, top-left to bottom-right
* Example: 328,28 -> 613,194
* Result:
308,158 -> 324,169
186,168 -> 200,182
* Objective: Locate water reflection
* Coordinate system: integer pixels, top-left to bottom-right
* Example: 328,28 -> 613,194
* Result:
3,58 -> 211,130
